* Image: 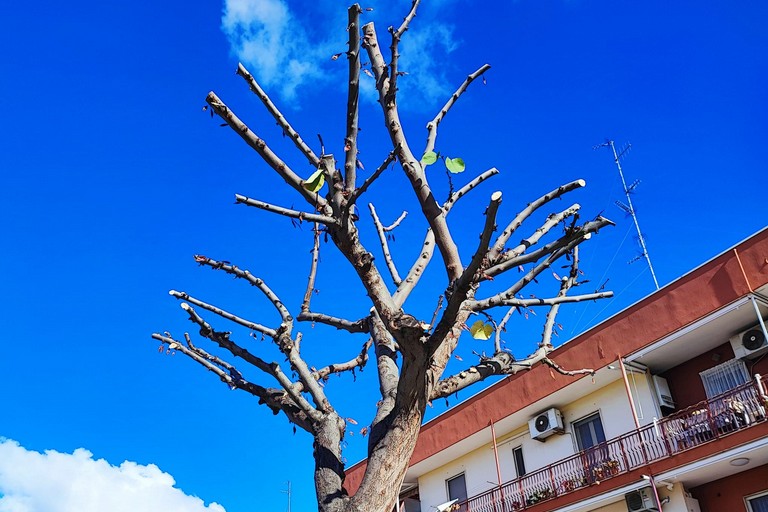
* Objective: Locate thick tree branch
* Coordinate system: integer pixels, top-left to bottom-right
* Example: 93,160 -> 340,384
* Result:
344,4 -> 363,190
296,311 -> 369,333
235,194 -> 337,226
362,22 -> 463,281
485,292 -> 614,309
430,350 -> 518,400
427,191 -> 502,353
153,332 -> 315,432
179,302 -> 275,374
486,216 -> 614,278
392,169 -> 499,307
367,312 -> 401,451
236,63 -> 321,168
424,64 -> 491,155
458,191 -> 502,286
168,290 -> 276,337
471,239 -> 584,311
206,92 -> 329,209
489,179 -> 586,262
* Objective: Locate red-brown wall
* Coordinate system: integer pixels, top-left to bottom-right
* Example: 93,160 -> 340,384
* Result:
690,464 -> 768,512
662,342 -> 736,409
662,343 -> 768,410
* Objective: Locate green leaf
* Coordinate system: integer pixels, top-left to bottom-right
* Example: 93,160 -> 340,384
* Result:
420,150 -> 438,166
470,320 -> 494,340
303,168 -> 325,192
445,157 -> 466,174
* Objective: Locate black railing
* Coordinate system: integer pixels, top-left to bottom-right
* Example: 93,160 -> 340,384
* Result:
459,378 -> 767,511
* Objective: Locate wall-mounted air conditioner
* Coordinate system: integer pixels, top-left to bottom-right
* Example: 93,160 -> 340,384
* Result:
652,375 -> 675,409
528,408 -> 564,441
625,487 -> 658,511
730,324 -> 768,359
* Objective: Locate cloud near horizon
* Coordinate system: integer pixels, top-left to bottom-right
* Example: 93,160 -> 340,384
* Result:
221,0 -> 461,109
0,439 -> 226,512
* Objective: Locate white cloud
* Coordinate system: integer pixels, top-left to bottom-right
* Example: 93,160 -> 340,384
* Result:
397,22 -> 461,106
0,439 -> 225,512
222,0 -> 334,102
220,0 -> 463,110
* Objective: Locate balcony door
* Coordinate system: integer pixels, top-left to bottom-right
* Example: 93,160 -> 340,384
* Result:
574,412 -> 606,451
574,412 -> 608,481
446,473 -> 467,512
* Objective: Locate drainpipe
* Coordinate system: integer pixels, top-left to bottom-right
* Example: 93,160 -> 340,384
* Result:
749,295 -> 768,344
618,356 -> 641,430
621,358 -> 664,510
643,474 -> 665,511
490,418 -> 503,486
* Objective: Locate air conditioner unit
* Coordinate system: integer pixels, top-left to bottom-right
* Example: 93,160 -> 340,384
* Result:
625,488 -> 658,512
652,375 -> 675,409
528,408 -> 564,441
730,325 -> 768,359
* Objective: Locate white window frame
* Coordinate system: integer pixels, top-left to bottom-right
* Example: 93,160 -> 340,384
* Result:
699,358 -> 749,398
512,445 -> 526,477
446,472 -> 467,503
746,489 -> 768,512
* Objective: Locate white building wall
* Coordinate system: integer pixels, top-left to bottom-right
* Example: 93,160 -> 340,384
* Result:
418,446 -> 500,511
416,376 -> 660,507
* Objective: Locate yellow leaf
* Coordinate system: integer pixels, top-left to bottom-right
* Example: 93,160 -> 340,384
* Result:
470,320 -> 494,340
303,168 -> 325,192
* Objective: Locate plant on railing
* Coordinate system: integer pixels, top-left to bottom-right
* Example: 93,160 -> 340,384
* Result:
591,459 -> 621,480
526,487 -> 553,506
561,475 -> 588,492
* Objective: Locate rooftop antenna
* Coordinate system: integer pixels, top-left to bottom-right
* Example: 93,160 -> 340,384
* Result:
595,139 -> 660,290
282,481 -> 291,512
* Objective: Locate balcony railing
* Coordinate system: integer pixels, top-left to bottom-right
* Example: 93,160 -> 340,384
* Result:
460,378 -> 767,512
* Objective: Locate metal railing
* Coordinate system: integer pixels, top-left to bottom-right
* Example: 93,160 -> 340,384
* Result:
460,378 -> 767,512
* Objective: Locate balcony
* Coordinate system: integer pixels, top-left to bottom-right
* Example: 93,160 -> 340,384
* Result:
459,378 -> 768,512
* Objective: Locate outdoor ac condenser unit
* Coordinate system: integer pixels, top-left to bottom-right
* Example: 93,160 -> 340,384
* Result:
625,488 -> 658,512
730,324 -> 768,359
528,408 -> 564,441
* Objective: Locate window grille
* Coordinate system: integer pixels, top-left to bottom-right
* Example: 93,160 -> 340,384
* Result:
699,358 -> 749,398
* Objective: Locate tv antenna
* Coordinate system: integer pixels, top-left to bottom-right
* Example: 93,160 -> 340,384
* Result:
282,481 -> 292,512
595,139 -> 660,290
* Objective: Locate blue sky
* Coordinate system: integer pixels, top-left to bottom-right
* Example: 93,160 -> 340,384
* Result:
1,0 -> 766,511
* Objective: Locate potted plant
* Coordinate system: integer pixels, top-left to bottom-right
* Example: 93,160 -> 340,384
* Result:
526,487 -> 553,505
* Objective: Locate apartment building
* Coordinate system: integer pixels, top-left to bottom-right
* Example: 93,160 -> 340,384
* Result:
345,227 -> 768,512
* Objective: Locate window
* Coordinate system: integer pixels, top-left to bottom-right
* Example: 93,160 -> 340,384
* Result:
513,446 -> 526,477
447,473 -> 467,511
699,358 -> 749,398
747,491 -> 768,512
573,413 -> 606,451
573,412 -> 607,482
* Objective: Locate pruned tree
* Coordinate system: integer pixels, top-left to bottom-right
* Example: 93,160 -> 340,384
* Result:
152,3 -> 613,511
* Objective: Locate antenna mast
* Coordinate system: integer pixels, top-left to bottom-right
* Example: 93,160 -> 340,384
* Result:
599,140 -> 660,290
282,481 -> 291,512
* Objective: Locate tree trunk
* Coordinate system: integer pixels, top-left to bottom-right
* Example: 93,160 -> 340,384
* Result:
315,415 -> 348,512
346,350 -> 431,512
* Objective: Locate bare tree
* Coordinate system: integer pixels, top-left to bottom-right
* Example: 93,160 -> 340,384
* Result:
152,3 -> 613,511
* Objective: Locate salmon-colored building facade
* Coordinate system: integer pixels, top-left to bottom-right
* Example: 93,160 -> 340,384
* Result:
346,228 -> 768,512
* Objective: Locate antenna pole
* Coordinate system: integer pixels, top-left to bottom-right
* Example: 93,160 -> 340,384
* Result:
607,140 -> 660,290
282,481 -> 291,512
